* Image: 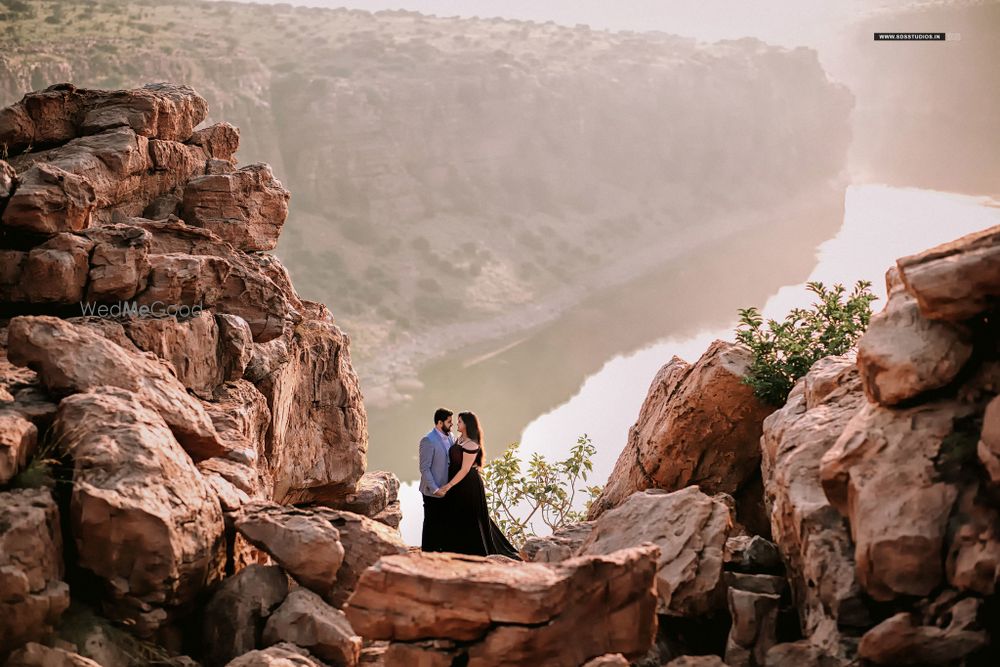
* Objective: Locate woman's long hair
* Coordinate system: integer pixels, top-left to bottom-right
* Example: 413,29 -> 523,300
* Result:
459,411 -> 485,459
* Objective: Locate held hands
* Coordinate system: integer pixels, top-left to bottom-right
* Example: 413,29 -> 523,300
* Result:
433,485 -> 449,497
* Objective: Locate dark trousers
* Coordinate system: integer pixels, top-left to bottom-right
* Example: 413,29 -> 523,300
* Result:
422,494 -> 445,552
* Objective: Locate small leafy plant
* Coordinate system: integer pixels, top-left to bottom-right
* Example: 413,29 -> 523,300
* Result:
736,280 -> 877,406
481,435 -> 603,548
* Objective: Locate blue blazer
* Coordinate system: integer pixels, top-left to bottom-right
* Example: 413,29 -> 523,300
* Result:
418,428 -> 453,496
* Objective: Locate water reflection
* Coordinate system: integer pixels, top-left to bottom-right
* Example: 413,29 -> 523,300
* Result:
388,185 -> 1000,545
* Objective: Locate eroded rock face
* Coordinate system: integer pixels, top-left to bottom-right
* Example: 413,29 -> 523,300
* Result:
82,223 -> 152,301
0,82 -> 208,153
1,163 -> 96,233
52,387 -> 226,635
857,271 -> 972,406
0,489 -> 70,655
0,411 -> 37,485
858,607 -> 988,666
262,589 -> 362,667
4,643 -> 102,667
759,354 -> 869,647
225,643 -> 327,667
579,488 -> 731,617
897,224 -> 1000,321
203,564 -> 290,667
820,399 -> 971,601
7,315 -> 228,460
521,522 -> 594,563
256,310 -> 367,504
589,342 -> 774,531
122,310 -> 223,400
181,164 -> 290,252
346,547 -> 660,667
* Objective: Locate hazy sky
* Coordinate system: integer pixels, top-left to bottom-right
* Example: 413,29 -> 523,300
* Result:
219,0 -> 948,47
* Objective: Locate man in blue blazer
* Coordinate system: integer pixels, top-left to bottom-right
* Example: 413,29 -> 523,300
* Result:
419,407 -> 454,551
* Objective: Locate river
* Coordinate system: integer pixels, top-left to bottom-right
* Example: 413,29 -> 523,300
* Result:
367,184 -> 1000,545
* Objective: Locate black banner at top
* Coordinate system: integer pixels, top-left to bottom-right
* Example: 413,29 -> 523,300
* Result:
874,32 -> 947,40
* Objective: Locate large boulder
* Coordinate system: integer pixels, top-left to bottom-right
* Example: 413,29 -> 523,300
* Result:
0,411 -> 37,485
0,233 -> 94,304
0,163 -> 96,234
759,354 -> 869,651
203,564 -> 290,667
578,487 -> 732,617
225,643 -> 328,667
310,508 -> 409,608
856,268 -> 972,406
0,489 -> 70,655
262,589 -> 362,667
858,603 -> 988,666
896,223 -> 1000,321
234,503 -> 346,601
820,399 -> 971,601
51,387 -> 226,635
7,315 -> 228,460
589,341 -> 774,533
521,522 -> 594,563
81,223 -> 152,301
345,546 -> 660,667
254,308 -> 367,504
181,163 -> 290,252
122,310 -> 224,400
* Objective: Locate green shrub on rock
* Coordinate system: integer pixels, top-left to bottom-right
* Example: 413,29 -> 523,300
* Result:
736,280 -> 877,406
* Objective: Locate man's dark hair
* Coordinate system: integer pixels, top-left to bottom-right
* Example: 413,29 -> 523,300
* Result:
433,408 -> 453,425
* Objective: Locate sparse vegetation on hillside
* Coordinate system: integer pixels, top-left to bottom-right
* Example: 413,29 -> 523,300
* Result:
736,280 -> 877,405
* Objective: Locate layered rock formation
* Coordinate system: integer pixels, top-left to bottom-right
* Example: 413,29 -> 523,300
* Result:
0,83 -> 387,664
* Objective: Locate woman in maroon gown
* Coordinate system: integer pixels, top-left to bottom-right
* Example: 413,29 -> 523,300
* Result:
435,411 -> 520,559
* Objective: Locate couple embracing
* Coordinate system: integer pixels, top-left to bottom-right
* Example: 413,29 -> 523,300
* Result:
418,408 -> 520,559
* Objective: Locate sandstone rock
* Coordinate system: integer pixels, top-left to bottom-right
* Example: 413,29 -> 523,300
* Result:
181,163 -> 290,252
311,508 -> 408,608
521,522 -> 594,563
723,572 -> 786,597
52,387 -> 225,634
256,311 -> 367,504
589,342 -> 774,530
198,457 -> 267,511
663,656 -> 728,666
189,122 -> 240,163
263,589 -> 362,667
225,643 -> 327,667
820,399 -> 971,601
123,310 -> 223,399
382,642 -> 456,667
371,502 -> 402,531
897,223 -> 1000,321
320,471 -> 400,518
217,314 -> 254,381
203,380 -> 272,469
580,655 -> 629,667
945,484 -> 1000,595
82,223 -> 152,301
7,315 -> 227,460
978,393 -> 1000,485
1,163 -> 96,233
0,159 -> 15,206
131,219 -> 300,342
203,564 -> 290,666
858,610 -> 988,665
760,354 -> 869,640
235,503 -> 346,600
4,643 -> 102,667
579,487 -> 731,617
359,643 -> 387,665
764,642 -> 845,667
347,546 -> 659,667
0,488 -> 70,655
723,535 -> 781,573
0,233 -> 94,304
0,410 -> 37,484
857,273 -> 972,406
0,82 -> 207,154
724,587 -> 780,667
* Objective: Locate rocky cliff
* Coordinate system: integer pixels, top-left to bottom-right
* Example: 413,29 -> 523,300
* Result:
0,0 -> 853,391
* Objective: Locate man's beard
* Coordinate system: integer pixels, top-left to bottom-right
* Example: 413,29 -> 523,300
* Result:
441,424 -> 451,434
